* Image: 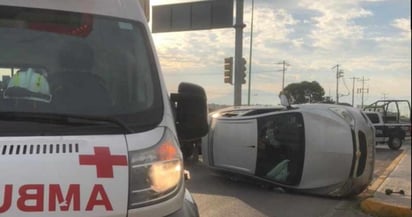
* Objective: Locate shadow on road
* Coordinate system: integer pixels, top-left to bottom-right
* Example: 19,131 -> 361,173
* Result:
183,145 -> 405,217
184,160 -> 352,217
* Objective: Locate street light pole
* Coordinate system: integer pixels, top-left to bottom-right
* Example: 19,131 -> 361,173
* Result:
247,0 -> 255,106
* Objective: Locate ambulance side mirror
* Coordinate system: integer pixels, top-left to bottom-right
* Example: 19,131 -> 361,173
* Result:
171,82 -> 209,141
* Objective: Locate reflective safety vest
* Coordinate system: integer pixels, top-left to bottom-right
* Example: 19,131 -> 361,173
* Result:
5,68 -> 52,103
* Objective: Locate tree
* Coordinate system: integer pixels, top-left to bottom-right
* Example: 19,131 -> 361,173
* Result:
284,81 -> 325,104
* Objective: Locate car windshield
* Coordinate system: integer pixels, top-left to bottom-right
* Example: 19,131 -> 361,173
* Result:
0,6 -> 163,135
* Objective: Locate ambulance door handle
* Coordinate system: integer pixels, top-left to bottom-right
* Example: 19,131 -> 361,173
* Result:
247,145 -> 256,148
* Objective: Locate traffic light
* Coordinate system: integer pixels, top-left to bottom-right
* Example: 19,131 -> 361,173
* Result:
241,57 -> 247,84
224,57 -> 233,84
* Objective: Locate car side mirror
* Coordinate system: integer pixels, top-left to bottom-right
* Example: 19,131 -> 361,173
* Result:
280,94 -> 290,107
279,91 -> 293,109
171,82 -> 209,141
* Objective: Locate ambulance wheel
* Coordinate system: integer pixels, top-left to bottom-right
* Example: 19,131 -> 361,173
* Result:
388,136 -> 402,150
181,142 -> 194,160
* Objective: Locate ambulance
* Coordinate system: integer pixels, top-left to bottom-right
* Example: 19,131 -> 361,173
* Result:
0,0 -> 208,216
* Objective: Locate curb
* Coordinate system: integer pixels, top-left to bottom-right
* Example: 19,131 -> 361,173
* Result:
360,148 -> 412,217
360,198 -> 412,217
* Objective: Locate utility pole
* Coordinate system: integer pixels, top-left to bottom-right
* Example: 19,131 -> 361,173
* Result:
329,88 -> 331,98
234,0 -> 245,106
349,76 -> 359,107
247,0 -> 255,106
332,64 -> 344,104
357,76 -> 369,108
277,60 -> 290,91
383,93 -> 388,100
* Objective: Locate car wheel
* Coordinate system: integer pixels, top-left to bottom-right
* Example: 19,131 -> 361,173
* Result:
388,136 -> 402,150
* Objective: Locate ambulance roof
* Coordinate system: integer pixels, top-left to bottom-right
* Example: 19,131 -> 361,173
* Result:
0,0 -> 145,22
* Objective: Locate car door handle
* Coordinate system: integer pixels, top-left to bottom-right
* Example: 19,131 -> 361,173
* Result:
247,145 -> 256,148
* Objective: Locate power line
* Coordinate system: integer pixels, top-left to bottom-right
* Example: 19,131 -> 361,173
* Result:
341,77 -> 350,97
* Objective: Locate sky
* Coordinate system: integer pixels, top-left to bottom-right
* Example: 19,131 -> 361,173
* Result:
151,0 -> 411,106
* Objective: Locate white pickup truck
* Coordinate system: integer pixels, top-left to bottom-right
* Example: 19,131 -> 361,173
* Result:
364,100 -> 411,150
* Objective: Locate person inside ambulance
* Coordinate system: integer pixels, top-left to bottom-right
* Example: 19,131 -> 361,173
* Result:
51,41 -> 111,115
3,67 -> 52,111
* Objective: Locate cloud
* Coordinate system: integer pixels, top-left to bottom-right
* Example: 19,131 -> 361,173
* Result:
361,0 -> 385,2
391,18 -> 411,39
153,29 -> 235,73
150,0 -> 410,105
297,1 -> 373,49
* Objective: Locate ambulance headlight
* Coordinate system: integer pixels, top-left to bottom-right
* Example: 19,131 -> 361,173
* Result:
128,129 -> 183,208
329,107 -> 355,129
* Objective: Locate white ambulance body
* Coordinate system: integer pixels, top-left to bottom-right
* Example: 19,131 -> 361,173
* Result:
0,1 -> 207,216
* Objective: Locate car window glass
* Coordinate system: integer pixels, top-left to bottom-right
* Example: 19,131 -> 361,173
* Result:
385,102 -> 399,122
397,101 -> 410,123
366,113 -> 380,124
256,112 -> 305,185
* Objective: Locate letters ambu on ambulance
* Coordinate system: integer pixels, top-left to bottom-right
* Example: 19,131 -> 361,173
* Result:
0,1 -> 208,217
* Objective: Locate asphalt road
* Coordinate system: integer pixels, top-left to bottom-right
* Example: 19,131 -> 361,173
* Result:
185,142 -> 408,217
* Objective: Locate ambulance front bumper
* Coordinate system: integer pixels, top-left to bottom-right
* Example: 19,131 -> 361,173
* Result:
166,189 -> 199,217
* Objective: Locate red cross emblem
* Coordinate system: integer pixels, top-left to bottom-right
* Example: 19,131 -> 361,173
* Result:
79,147 -> 127,178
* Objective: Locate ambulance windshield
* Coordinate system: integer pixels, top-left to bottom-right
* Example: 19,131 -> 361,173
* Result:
0,6 -> 163,134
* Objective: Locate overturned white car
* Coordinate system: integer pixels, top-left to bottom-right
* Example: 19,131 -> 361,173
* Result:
201,103 -> 375,197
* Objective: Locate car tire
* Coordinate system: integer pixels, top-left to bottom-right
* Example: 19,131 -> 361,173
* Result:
388,136 -> 402,150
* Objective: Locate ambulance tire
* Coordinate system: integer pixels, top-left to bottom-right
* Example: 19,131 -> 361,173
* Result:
181,142 -> 197,161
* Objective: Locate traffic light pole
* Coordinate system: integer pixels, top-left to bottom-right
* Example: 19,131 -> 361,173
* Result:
247,0 -> 255,106
234,0 -> 244,106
